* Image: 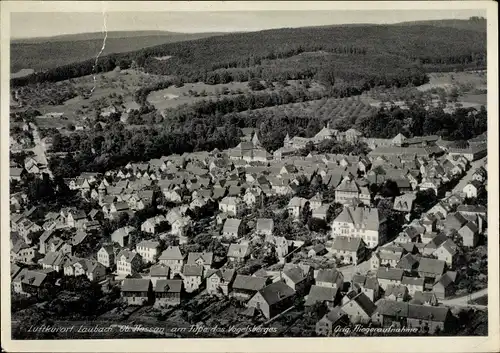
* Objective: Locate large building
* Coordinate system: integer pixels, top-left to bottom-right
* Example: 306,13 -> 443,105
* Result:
331,206 -> 387,249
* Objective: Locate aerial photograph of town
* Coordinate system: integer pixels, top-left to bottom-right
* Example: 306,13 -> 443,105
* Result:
7,7 -> 489,340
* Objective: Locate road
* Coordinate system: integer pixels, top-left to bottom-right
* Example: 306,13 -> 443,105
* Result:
441,288 -> 488,309
452,156 -> 487,194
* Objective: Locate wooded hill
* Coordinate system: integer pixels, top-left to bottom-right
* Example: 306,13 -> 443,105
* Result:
11,20 -> 486,88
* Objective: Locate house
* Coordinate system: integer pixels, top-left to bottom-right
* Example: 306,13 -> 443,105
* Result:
148,264 -> 170,287
287,197 -> 309,219
255,218 -> 274,236
97,244 -> 115,268
315,269 -> 344,289
231,275 -> 267,301
73,259 -> 106,282
219,196 -> 244,217
141,215 -> 167,234
472,166 -> 487,183
458,222 -> 479,248
10,167 -> 26,182
393,193 -> 417,213
433,239 -> 458,267
39,251 -> 66,272
334,179 -> 371,206
376,268 -> 404,291
331,236 -> 366,265
247,280 -> 296,320
432,271 -> 457,300
12,269 -> 49,296
372,300 -> 453,334
136,240 -> 160,263
418,258 -> 446,280
308,243 -> 328,257
383,284 -> 409,302
206,268 -> 236,296
244,189 -> 262,207
187,252 -> 213,271
11,239 -> 37,264
316,308 -> 350,336
396,254 -> 420,274
281,265 -> 313,295
312,204 -> 330,221
171,217 -> 192,238
331,206 -> 387,249
158,246 -> 185,277
373,247 -> 404,268
305,285 -> 339,309
222,218 -> 243,238
340,292 -> 376,324
182,264 -> 204,293
111,226 -> 135,247
154,279 -> 183,307
116,249 -> 142,277
121,279 -> 153,306
462,181 -> 483,198
351,275 -> 380,302
410,291 -> 439,306
227,243 -> 251,264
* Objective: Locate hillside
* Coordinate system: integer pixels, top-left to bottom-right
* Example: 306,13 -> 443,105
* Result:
10,31 -> 226,73
11,22 -> 486,90
394,18 -> 486,32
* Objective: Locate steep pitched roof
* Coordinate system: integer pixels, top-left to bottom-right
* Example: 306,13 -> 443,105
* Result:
305,285 -> 337,306
159,246 -> 184,261
155,279 -> 182,293
232,275 -> 267,291
258,280 -> 296,305
121,278 -> 151,292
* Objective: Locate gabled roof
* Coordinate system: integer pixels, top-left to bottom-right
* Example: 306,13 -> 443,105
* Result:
155,279 -> 182,293
332,236 -> 363,252
418,257 -> 446,276
121,278 -> 151,292
182,264 -> 204,277
257,280 -> 296,305
159,246 -> 184,261
316,269 -> 342,284
232,274 -> 267,291
227,243 -> 250,258
376,267 -> 404,281
344,292 -> 376,317
305,285 -> 337,306
187,252 -> 213,265
334,206 -> 383,231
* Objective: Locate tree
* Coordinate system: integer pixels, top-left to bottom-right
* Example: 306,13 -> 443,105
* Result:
300,201 -> 312,225
248,79 -> 265,91
379,180 -> 400,198
316,65 -> 336,87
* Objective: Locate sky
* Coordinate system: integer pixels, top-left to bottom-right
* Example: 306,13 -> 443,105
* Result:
11,9 -> 486,39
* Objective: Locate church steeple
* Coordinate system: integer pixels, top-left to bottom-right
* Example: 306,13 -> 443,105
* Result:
252,132 -> 261,147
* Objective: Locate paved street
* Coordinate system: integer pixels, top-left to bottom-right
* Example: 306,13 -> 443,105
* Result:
441,288 -> 488,308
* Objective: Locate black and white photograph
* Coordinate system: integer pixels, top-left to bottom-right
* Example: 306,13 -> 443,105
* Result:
1,1 -> 498,352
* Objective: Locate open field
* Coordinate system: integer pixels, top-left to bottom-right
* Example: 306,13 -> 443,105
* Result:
416,71 -> 487,92
147,81 -> 252,110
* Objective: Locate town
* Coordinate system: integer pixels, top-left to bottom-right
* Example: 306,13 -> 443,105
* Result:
10,118 -> 488,338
